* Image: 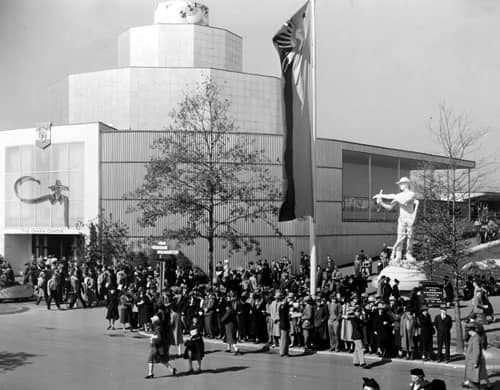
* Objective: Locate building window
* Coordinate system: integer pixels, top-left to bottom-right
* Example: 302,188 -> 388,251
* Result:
342,150 -> 403,222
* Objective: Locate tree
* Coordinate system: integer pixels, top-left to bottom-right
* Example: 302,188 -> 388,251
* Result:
414,104 -> 489,354
85,214 -> 130,267
129,79 -> 287,282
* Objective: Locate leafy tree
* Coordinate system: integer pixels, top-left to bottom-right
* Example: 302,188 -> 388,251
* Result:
85,214 -> 129,267
414,104 -> 489,353
129,79 -> 287,282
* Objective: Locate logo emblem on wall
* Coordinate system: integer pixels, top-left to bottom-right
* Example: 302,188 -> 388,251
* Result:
36,122 -> 52,149
14,176 -> 70,228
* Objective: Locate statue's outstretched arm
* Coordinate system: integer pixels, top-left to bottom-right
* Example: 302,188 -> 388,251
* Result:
372,190 -> 397,201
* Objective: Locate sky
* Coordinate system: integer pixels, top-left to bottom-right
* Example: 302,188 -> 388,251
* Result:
1,0 -> 500,188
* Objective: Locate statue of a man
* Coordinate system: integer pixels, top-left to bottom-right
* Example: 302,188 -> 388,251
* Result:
373,177 -> 419,262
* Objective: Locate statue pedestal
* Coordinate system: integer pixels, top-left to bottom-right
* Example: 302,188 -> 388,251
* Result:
372,264 -> 427,292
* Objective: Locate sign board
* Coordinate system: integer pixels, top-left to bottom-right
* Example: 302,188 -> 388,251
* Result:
421,281 -> 443,307
157,250 -> 179,255
152,245 -> 169,250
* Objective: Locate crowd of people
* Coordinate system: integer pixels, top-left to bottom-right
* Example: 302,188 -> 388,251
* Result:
2,248 -> 495,388
0,256 -> 15,288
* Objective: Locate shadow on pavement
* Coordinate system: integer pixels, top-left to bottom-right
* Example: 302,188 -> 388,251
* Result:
159,366 -> 248,378
364,358 -> 392,369
0,351 -> 41,372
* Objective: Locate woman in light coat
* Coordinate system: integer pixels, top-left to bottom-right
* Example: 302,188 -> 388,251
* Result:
464,325 -> 487,390
169,302 -> 184,358
400,307 -> 417,360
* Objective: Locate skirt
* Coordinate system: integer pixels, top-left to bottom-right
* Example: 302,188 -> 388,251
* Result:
119,307 -> 130,324
184,338 -> 205,361
106,305 -> 119,321
147,345 -> 165,364
225,322 -> 237,345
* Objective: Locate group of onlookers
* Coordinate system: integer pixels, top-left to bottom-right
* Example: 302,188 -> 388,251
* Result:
4,249 -> 496,389
0,256 -> 15,288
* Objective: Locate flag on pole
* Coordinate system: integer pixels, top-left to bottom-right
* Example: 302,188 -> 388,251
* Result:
273,1 -> 314,222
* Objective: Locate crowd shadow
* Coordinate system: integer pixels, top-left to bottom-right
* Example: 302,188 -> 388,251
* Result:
159,365 -> 248,378
0,351 -> 41,372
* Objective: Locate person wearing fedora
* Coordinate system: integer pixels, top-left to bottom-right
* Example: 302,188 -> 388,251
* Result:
373,177 -> 419,262
419,306 -> 434,361
278,292 -> 292,356
409,368 -> 429,390
351,307 -> 367,368
464,323 -> 489,390
362,377 -> 380,390
434,305 -> 452,363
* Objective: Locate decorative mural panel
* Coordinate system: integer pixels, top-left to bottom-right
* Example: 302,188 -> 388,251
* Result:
4,143 -> 84,229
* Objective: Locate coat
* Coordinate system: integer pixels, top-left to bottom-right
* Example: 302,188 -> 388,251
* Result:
465,333 -> 487,383
314,303 -> 329,340
434,314 -> 452,338
221,306 -> 238,344
268,300 -> 281,337
169,310 -> 184,346
400,312 -> 417,350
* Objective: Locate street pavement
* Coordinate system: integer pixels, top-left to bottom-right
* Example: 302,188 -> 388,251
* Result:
2,303 -> 496,390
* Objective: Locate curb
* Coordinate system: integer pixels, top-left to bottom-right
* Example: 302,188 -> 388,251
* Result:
138,331 -> 500,370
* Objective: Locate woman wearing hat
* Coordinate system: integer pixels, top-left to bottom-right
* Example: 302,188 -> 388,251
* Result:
221,300 -> 240,355
105,287 -> 119,330
184,316 -> 205,373
145,315 -> 177,379
464,324 -> 487,390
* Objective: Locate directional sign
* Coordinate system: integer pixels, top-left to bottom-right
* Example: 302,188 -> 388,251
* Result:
152,245 -> 169,250
157,250 -> 179,255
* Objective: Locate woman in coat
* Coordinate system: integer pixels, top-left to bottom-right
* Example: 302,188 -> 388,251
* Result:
400,307 -> 417,360
251,292 -> 269,344
184,316 -> 205,373
221,301 -> 240,354
145,316 -> 177,379
136,288 -> 148,331
464,324 -> 487,390
340,299 -> 354,352
119,291 -> 133,331
106,288 -> 119,330
169,302 -> 184,358
314,297 -> 329,350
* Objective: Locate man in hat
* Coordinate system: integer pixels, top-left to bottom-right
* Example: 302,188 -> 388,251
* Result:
434,305 -> 452,362
419,306 -> 434,361
302,295 -> 314,351
372,302 -> 392,358
392,279 -> 401,300
362,377 -> 380,390
410,368 -> 429,390
269,290 -> 281,347
373,176 -> 418,261
327,294 -> 342,351
278,292 -> 292,357
443,276 -> 454,307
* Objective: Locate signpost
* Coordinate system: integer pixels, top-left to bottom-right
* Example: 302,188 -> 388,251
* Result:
152,241 -> 169,291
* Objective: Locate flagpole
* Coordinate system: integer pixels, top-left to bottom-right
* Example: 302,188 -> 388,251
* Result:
309,0 -> 318,297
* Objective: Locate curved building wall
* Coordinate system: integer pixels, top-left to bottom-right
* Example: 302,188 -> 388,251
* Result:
49,68 -> 282,134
